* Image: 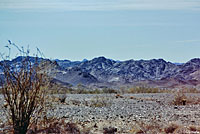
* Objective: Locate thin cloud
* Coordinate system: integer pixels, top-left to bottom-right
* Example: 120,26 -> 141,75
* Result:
176,40 -> 200,43
0,0 -> 200,11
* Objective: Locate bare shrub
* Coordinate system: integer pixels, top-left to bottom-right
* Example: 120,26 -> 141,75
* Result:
0,41 -> 48,134
25,118 -> 81,134
171,90 -> 200,105
189,125 -> 200,132
133,120 -> 162,134
180,88 -> 200,93
59,94 -> 67,103
64,122 -> 81,134
172,91 -> 188,105
128,86 -> 163,94
102,88 -> 117,94
89,96 -> 112,108
1,118 -> 86,134
164,123 -> 179,133
103,127 -> 117,134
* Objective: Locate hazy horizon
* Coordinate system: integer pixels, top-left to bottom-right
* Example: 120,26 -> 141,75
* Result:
0,0 -> 200,63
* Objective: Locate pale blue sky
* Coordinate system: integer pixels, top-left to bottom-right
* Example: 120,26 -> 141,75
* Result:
0,0 -> 200,62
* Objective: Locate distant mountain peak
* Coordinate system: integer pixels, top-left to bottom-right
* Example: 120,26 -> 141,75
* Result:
188,58 -> 200,64
82,59 -> 88,62
92,56 -> 107,61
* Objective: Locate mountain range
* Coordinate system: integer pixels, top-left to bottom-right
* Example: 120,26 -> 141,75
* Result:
1,56 -> 200,89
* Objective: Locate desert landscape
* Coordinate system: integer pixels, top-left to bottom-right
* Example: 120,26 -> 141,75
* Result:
1,0 -> 200,133
1,92 -> 200,133
1,56 -> 200,133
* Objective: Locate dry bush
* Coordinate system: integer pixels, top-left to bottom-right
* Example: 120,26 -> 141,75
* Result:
102,88 -> 117,94
47,86 -> 73,94
164,123 -> 179,133
171,91 -> 188,105
0,41 -> 48,134
0,118 -> 85,134
89,96 -> 112,108
128,86 -> 163,94
130,121 -> 181,134
171,90 -> 200,105
103,127 -> 117,134
180,88 -> 200,93
189,125 -> 200,132
132,121 -> 162,134
75,88 -> 103,94
22,118 -> 81,134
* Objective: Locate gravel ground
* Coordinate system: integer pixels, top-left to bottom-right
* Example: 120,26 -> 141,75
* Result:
1,93 -> 200,133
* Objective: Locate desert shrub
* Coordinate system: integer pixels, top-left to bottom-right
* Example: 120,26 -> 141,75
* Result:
47,85 -> 74,94
26,118 -> 82,134
189,125 -> 200,132
132,120 -> 162,134
102,88 -> 117,94
172,91 -> 187,105
42,121 -> 80,134
164,123 -> 179,133
179,88 -> 200,93
128,86 -> 162,94
48,86 -> 104,94
119,87 -> 126,94
89,96 -> 112,107
0,118 -> 85,134
76,83 -> 88,94
171,90 -> 200,105
0,41 -> 48,134
131,120 -> 181,134
75,88 -> 87,94
103,127 -> 117,134
58,94 -> 67,103
89,88 -> 102,94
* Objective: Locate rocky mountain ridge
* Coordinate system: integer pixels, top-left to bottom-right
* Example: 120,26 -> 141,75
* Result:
1,56 -> 200,88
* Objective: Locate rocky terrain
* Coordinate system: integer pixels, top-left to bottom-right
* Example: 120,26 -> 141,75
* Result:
1,93 -> 200,133
1,56 -> 200,89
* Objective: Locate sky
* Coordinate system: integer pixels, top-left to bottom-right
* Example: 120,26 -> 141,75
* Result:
0,0 -> 200,63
